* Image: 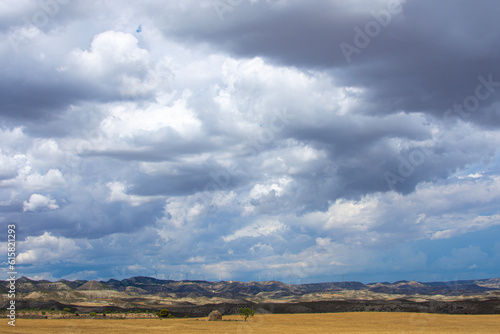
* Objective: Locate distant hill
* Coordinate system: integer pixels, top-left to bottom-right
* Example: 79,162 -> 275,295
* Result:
1,276 -> 499,315
3,276 -> 500,297
75,280 -> 112,291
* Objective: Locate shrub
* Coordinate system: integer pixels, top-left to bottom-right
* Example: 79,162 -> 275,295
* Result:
63,308 -> 71,313
239,307 -> 255,322
157,309 -> 170,318
90,312 -> 97,317
41,311 -> 46,315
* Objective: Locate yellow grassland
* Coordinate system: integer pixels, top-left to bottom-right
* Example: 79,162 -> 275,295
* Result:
3,312 -> 500,334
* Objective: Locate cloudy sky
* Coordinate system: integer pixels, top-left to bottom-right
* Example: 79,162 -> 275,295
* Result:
1,0 -> 500,284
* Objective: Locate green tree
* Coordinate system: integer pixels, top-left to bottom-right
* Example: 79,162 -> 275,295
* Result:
158,309 -> 170,318
90,312 -> 97,317
239,307 -> 255,322
63,308 -> 71,313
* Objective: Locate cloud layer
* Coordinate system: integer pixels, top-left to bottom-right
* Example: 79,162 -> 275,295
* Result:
0,0 -> 499,283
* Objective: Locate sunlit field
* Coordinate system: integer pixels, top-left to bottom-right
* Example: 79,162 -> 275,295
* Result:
4,313 -> 500,334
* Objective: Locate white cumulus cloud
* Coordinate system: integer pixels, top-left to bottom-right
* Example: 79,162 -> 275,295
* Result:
23,194 -> 59,212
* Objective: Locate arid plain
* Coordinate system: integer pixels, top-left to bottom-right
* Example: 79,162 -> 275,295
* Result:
3,313 -> 500,334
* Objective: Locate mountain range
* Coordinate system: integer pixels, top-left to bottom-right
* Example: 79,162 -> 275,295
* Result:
2,276 -> 500,315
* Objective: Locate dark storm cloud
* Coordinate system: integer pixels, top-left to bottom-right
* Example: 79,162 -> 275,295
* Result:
0,70 -> 111,121
163,1 -> 362,68
1,4 -> 159,124
6,194 -> 164,240
164,0 -> 500,122
1,0 -> 500,283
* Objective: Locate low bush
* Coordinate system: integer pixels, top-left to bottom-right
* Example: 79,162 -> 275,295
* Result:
158,309 -> 170,318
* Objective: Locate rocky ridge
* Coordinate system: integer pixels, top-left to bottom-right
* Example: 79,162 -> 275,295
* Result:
1,276 -> 499,315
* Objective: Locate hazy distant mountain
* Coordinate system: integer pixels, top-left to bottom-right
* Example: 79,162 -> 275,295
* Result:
2,277 -> 500,316
4,276 -> 500,298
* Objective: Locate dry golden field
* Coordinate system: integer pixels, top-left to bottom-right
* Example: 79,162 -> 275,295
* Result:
3,312 -> 500,334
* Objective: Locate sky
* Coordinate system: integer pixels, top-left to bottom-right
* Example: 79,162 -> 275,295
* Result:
1,0 -> 500,284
